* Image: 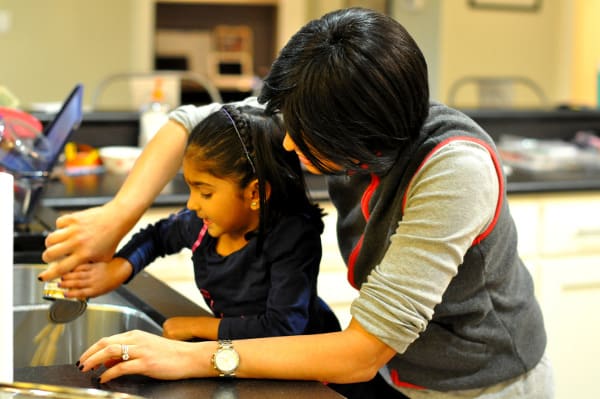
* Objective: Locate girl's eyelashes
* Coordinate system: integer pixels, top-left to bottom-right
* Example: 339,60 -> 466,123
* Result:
200,193 -> 213,199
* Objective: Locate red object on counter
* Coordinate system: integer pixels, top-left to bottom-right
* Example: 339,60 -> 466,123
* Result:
0,107 -> 43,138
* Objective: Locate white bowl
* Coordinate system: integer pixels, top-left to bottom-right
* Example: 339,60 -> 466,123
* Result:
99,146 -> 142,174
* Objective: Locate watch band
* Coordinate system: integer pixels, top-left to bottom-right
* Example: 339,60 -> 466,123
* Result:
212,340 -> 239,377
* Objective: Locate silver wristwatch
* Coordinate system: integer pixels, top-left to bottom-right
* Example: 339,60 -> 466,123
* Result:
211,340 -> 239,377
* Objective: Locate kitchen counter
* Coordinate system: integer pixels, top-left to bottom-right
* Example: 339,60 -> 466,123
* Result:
14,365 -> 343,399
13,271 -> 343,399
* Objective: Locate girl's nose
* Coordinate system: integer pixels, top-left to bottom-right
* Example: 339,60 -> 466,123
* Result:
187,195 -> 199,212
283,133 -> 296,152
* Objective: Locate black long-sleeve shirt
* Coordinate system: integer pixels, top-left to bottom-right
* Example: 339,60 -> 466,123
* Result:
116,208 -> 340,339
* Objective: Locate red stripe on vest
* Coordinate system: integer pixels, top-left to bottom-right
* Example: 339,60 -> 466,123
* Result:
347,173 -> 380,288
390,369 -> 425,390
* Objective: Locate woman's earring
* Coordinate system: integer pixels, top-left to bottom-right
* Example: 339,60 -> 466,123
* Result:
251,201 -> 258,210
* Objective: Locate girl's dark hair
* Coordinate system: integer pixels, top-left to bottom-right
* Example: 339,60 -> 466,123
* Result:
185,104 -> 323,247
259,7 -> 430,175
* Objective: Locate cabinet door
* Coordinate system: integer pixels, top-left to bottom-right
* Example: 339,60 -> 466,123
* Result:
537,256 -> 600,399
540,194 -> 600,257
507,197 -> 541,258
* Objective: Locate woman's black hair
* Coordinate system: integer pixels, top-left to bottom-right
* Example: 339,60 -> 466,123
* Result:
259,7 -> 430,175
185,104 -> 323,249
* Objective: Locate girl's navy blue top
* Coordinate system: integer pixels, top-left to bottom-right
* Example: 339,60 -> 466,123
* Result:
116,208 -> 340,339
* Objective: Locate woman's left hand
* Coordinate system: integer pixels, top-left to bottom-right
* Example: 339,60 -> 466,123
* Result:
78,330 -> 212,383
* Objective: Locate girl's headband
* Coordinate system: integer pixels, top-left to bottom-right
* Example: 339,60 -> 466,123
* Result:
221,107 -> 256,174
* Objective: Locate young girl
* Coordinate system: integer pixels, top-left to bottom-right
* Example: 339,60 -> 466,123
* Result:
60,104 -> 340,341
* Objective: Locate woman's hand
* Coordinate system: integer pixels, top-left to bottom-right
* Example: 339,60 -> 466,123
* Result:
78,330 -> 212,383
58,258 -> 133,299
40,202 -> 134,281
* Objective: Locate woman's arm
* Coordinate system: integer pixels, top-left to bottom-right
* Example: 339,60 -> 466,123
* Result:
79,318 -> 396,384
351,141 -> 499,353
40,119 -> 189,281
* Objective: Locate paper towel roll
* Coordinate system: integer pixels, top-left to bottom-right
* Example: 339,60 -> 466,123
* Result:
0,172 -> 14,382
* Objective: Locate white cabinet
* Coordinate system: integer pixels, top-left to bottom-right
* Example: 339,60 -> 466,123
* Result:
537,256 -> 600,397
508,192 -> 600,399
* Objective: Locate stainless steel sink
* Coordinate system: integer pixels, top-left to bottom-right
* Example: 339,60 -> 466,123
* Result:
14,265 -> 163,368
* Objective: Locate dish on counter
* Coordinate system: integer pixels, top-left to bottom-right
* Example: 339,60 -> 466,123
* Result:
498,134 -> 600,173
98,146 -> 142,174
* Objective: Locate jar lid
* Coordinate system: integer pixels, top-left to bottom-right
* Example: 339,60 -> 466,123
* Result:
48,298 -> 87,324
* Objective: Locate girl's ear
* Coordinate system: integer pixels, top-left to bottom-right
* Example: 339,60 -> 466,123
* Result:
249,179 -> 260,201
248,179 -> 271,210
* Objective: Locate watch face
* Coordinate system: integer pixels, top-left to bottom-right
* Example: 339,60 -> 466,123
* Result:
215,348 -> 239,373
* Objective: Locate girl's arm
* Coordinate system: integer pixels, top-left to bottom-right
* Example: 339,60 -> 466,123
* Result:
162,316 -> 220,341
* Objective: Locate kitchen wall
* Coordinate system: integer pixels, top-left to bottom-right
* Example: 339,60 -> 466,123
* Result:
571,0 -> 600,106
0,0 -> 154,108
0,0 -> 598,109
439,0 -> 568,108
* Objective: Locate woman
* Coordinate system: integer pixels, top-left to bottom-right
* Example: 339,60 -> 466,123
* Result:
44,8 -> 553,399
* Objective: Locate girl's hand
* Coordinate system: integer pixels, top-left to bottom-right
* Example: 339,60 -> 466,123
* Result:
59,258 -> 133,299
78,330 -> 211,383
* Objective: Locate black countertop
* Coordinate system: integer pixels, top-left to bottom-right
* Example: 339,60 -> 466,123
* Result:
14,365 -> 343,399
13,272 -> 343,399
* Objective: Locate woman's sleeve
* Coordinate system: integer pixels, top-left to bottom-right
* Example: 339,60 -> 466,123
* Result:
351,141 -> 499,354
168,97 -> 262,133
217,217 -> 322,339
